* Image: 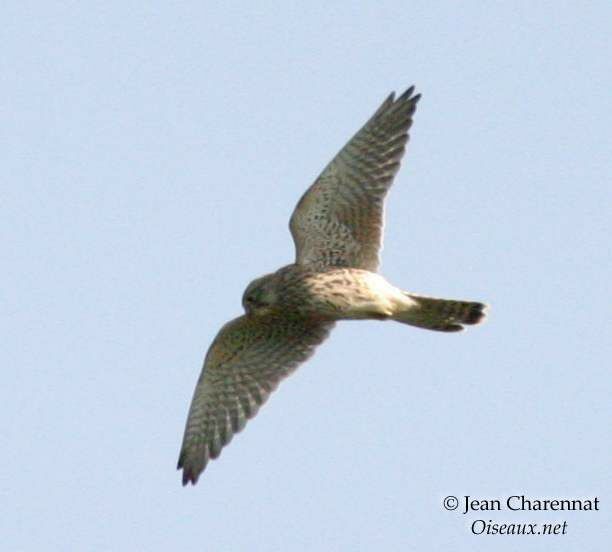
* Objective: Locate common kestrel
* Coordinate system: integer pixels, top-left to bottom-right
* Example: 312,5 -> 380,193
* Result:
178,86 -> 487,485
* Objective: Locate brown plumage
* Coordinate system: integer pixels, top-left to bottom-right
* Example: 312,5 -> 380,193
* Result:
177,86 -> 487,485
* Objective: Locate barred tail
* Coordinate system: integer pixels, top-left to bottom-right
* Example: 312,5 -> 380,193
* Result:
394,293 -> 487,332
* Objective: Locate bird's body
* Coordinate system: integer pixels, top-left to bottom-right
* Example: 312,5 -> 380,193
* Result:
244,264 -> 416,321
177,86 -> 488,485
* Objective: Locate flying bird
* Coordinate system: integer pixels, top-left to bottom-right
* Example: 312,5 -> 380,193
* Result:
178,86 -> 487,485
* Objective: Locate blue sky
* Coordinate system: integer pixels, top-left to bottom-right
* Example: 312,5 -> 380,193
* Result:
3,2 -> 610,551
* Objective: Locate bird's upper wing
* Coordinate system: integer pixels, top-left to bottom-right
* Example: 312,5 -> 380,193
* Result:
178,313 -> 334,485
289,86 -> 420,271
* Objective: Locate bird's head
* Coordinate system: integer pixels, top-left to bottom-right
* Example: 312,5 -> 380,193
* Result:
242,273 -> 278,315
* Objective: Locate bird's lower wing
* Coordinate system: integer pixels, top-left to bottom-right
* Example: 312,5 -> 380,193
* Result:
289,86 -> 420,272
178,313 -> 334,485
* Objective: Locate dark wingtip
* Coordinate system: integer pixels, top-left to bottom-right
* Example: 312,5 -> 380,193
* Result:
179,465 -> 201,486
177,451 -> 201,486
399,85 -> 414,98
397,85 -> 420,103
182,471 -> 198,486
